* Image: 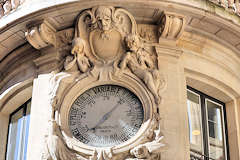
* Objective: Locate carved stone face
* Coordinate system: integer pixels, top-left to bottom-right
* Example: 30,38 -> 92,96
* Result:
126,35 -> 140,52
96,7 -> 112,31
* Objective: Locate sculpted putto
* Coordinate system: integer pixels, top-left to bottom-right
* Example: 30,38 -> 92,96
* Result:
64,38 -> 91,72
119,34 -> 164,104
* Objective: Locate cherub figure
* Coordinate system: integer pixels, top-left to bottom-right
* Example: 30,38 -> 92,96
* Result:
119,34 -> 163,104
64,38 -> 91,73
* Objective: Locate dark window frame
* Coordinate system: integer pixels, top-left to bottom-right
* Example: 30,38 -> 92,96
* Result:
5,99 -> 31,160
187,86 -> 230,160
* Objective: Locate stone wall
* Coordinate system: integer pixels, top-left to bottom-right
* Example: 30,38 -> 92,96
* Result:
0,1 -> 240,160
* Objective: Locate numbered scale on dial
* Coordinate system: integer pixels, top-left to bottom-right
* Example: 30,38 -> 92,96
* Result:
68,85 -> 144,147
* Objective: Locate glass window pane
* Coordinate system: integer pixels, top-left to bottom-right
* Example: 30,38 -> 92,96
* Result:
6,100 -> 31,160
206,99 -> 225,160
6,108 -> 24,160
23,101 -> 31,160
187,90 -> 204,154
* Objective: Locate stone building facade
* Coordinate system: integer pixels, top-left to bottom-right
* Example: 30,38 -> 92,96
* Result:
0,0 -> 240,160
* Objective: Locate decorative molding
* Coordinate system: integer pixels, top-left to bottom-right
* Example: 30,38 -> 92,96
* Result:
42,120 -> 84,160
33,47 -> 63,74
155,45 -> 183,59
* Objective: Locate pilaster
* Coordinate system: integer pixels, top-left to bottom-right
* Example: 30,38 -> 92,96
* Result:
26,74 -> 53,160
156,12 -> 189,160
226,99 -> 240,160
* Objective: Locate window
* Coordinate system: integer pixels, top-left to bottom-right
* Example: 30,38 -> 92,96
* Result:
187,87 -> 228,160
5,100 -> 31,160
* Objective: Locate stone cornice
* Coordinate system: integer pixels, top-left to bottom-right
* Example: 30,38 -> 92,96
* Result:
1,0 -> 240,63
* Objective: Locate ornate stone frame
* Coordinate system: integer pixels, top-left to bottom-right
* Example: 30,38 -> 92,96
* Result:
58,71 -> 155,154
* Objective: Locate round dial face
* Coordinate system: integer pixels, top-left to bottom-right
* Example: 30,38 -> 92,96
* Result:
68,85 -> 144,147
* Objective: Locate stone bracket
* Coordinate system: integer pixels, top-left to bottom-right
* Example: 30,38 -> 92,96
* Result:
158,12 -> 186,45
25,20 -> 57,49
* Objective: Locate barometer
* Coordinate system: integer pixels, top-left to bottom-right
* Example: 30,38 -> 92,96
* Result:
68,84 -> 144,147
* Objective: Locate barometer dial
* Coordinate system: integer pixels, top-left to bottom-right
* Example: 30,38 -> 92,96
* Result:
68,85 -> 144,147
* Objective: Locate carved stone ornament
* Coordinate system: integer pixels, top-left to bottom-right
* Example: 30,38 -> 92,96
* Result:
73,6 -> 137,64
36,6 -> 169,160
25,20 -> 57,49
158,12 -> 185,41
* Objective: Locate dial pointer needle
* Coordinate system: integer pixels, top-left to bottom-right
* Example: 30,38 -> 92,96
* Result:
90,99 -> 123,131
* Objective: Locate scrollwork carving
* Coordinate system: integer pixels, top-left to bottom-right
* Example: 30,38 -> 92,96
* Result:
74,6 -> 137,63
0,0 -> 23,18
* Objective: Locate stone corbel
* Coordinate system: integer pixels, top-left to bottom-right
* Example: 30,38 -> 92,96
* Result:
156,12 -> 185,58
25,20 -> 57,49
158,11 -> 186,46
25,20 -> 71,74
